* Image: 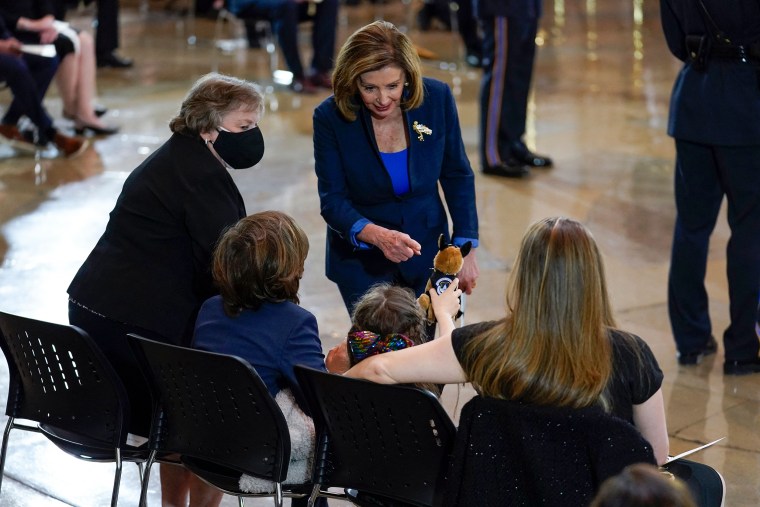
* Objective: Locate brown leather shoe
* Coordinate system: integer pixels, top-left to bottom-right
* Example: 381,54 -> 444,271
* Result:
0,124 -> 37,153
54,132 -> 89,158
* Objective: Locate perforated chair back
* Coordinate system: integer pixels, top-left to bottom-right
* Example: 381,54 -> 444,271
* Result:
294,365 -> 456,507
441,396 -> 657,507
0,310 -> 141,506
127,334 -> 291,482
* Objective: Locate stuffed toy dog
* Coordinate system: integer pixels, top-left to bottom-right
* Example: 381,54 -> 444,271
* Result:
417,234 -> 472,323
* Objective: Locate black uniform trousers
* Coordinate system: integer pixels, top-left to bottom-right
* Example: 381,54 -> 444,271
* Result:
479,13 -> 537,169
94,0 -> 120,58
668,139 -> 760,361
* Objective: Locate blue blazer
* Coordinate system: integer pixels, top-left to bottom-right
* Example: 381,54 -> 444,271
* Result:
660,0 -> 760,146
313,78 -> 479,291
193,296 -> 326,414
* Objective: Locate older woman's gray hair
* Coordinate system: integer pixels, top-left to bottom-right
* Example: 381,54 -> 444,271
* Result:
169,73 -> 264,135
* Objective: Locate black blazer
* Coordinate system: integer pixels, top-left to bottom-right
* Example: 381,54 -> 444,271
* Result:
660,0 -> 760,145
68,132 -> 246,344
313,78 -> 479,290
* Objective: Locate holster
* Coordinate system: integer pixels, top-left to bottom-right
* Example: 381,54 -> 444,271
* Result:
685,34 -> 711,72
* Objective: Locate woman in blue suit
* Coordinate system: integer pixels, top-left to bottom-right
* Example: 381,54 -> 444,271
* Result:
314,20 -> 480,313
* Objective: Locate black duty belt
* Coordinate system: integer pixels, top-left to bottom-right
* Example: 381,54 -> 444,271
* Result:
711,42 -> 760,64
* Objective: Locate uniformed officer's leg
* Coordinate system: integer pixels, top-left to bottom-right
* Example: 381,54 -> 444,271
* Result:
668,139 -> 723,360
479,15 -> 507,169
717,144 -> 760,364
502,13 -> 538,150
479,16 -> 527,177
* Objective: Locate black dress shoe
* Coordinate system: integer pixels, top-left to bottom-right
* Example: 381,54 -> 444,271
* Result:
97,53 -> 133,68
510,141 -> 553,168
63,105 -> 109,121
483,161 -> 529,178
723,357 -> 760,375
74,122 -> 120,136
511,148 -> 553,167
677,336 -> 717,365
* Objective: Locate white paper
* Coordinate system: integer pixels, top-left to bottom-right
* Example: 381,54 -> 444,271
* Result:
21,44 -> 57,58
665,437 -> 725,464
126,433 -> 149,448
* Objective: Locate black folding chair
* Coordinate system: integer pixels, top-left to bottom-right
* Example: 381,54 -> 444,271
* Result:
440,395 -> 657,507
127,333 -> 311,507
663,458 -> 726,507
294,365 -> 456,507
0,311 -> 147,507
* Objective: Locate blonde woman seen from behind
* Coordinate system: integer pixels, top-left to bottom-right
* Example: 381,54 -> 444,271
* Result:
345,217 -> 669,465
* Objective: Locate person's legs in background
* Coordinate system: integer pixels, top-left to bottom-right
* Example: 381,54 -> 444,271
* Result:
55,31 -> 118,134
716,144 -> 760,373
478,15 -> 528,177
668,140 -> 724,366
95,0 -> 133,67
456,0 -> 482,68
0,53 -> 87,157
239,0 -> 314,93
307,0 -> 338,88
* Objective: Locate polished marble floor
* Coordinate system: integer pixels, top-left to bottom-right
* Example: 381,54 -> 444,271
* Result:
0,0 -> 758,505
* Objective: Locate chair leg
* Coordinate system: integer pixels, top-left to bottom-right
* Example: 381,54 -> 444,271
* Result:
139,450 -> 157,507
275,482 -> 283,507
307,483 -> 321,507
111,447 -> 123,507
0,417 -> 15,493
137,461 -> 145,487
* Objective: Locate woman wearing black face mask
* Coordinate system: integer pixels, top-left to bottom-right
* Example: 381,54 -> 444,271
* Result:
67,72 -> 264,505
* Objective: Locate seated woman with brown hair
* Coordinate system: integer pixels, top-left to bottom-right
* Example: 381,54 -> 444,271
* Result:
189,210 -> 331,507
346,217 -> 669,468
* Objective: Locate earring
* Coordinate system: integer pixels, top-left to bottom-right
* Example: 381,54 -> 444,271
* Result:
405,82 -> 409,86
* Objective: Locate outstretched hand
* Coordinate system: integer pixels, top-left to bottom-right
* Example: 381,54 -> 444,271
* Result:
358,224 -> 422,263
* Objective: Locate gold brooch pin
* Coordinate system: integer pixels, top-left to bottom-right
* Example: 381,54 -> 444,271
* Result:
412,121 -> 432,141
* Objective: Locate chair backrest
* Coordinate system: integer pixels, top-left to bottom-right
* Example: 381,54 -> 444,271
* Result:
127,334 -> 291,483
664,458 -> 726,507
0,310 -> 129,447
442,396 -> 656,507
294,365 -> 456,507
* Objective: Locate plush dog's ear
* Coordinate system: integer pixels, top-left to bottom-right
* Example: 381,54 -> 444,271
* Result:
438,234 -> 447,251
459,241 -> 472,258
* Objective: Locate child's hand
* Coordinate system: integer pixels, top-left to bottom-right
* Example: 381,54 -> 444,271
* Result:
325,341 -> 351,374
430,277 -> 462,321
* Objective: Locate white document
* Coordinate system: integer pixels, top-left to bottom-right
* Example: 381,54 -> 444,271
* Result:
20,44 -> 57,58
665,437 -> 725,464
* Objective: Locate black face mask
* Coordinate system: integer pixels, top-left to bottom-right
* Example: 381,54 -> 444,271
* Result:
211,126 -> 265,169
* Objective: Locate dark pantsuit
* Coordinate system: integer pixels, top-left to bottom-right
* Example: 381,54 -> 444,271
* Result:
0,53 -> 57,142
668,140 -> 760,361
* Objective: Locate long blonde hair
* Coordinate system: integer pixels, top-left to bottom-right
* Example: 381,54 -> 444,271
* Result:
462,217 -> 613,408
